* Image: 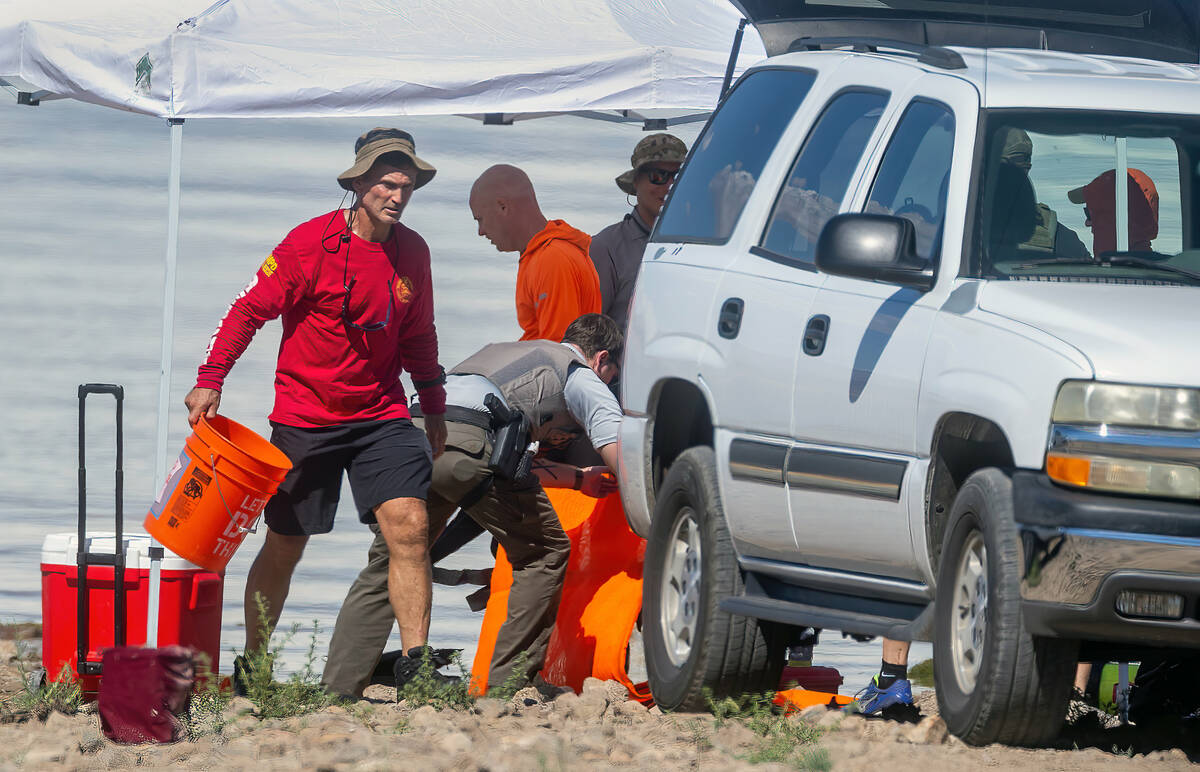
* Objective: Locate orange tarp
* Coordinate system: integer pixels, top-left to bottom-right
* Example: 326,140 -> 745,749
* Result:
470,490 -> 650,700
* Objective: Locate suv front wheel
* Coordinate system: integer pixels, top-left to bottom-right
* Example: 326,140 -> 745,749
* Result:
933,468 -> 1077,746
642,446 -> 785,710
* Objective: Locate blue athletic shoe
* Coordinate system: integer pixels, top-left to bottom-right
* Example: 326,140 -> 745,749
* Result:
844,675 -> 914,715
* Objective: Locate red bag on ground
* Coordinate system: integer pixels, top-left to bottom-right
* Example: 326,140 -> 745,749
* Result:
98,645 -> 196,743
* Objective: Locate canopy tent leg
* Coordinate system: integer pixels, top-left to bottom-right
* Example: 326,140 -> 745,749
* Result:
149,118 -> 183,647
154,118 -> 184,496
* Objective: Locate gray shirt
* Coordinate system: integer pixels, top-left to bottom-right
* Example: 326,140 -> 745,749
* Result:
589,210 -> 651,335
437,344 -> 621,450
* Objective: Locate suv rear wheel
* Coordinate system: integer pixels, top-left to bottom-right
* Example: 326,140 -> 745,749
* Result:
642,446 -> 784,710
933,468 -> 1077,746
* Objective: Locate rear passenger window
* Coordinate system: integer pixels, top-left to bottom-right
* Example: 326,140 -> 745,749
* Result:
866,101 -> 955,259
655,69 -> 816,244
759,91 -> 888,267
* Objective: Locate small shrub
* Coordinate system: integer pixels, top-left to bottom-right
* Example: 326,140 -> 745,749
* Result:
235,594 -> 343,720
8,663 -> 81,721
397,649 -> 473,711
185,652 -> 230,737
484,651 -> 531,701
908,658 -> 935,688
704,688 -> 825,767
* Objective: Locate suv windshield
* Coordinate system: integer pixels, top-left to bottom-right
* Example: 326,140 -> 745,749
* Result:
971,112 -> 1200,285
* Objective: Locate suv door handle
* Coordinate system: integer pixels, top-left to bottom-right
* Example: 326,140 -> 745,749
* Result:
718,297 -> 744,339
803,314 -> 830,356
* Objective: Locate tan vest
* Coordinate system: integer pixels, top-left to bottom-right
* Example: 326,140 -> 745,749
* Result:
450,341 -> 587,450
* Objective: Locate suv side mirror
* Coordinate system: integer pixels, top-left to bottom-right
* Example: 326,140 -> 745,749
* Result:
815,214 -> 935,291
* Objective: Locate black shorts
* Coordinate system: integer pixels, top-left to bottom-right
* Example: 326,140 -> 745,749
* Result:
264,418 -> 432,536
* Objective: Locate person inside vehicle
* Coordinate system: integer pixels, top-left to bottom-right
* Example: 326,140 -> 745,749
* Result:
998,128 -> 1090,259
1067,167 -> 1159,256
325,314 -> 624,697
589,133 -> 687,337
184,127 -> 449,693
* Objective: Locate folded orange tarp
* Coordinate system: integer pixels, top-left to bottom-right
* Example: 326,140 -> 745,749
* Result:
470,490 -> 650,701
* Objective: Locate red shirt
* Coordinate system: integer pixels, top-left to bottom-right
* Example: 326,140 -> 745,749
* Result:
195,211 -> 446,427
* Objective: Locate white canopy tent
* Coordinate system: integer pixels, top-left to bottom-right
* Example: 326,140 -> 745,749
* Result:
1,0 -> 764,498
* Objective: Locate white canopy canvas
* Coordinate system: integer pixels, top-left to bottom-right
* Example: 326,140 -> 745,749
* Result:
1,0 -> 764,119
1,0 -> 764,524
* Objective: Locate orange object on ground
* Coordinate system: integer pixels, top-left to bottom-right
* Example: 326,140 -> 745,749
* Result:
774,688 -> 852,712
471,489 -> 649,700
144,415 -> 292,572
516,219 -> 601,342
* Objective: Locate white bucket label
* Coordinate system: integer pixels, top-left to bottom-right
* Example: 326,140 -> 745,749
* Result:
148,452 -> 187,521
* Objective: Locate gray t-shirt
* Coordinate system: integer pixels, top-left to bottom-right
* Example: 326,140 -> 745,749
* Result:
438,344 -> 621,450
589,210 -> 651,335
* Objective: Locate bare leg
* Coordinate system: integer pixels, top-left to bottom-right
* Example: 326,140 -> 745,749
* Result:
1074,663 -> 1092,694
374,496 -> 431,650
882,638 -> 911,667
244,529 -> 309,652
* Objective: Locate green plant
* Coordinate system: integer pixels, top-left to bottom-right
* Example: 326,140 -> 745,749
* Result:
704,688 -> 824,766
185,652 -> 231,737
7,663 -> 82,721
235,594 -> 343,720
397,649 -> 473,710
908,658 -> 935,688
793,747 -> 832,771
484,651 -> 531,701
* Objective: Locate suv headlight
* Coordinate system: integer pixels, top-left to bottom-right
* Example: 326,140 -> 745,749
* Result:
1052,381 -> 1200,431
1046,381 -> 1200,499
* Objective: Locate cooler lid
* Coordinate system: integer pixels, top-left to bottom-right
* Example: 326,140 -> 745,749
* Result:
41,532 -> 204,571
731,0 -> 1200,63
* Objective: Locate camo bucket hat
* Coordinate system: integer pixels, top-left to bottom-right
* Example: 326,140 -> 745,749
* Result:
338,127 -> 436,191
616,133 -> 688,194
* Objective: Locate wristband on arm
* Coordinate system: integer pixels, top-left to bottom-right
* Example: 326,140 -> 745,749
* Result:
574,468 -> 583,490
412,366 -> 446,391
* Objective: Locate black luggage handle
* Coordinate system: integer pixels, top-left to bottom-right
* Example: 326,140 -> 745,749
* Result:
77,383 -> 125,676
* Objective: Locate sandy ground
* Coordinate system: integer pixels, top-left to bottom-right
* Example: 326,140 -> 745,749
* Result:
0,634 -> 1195,771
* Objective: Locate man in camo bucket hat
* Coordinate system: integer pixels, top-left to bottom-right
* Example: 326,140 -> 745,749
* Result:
592,133 -> 688,334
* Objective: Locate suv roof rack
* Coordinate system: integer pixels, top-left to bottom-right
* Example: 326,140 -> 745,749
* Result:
788,36 -> 967,70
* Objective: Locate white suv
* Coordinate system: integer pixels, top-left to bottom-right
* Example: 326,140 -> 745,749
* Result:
619,5 -> 1200,746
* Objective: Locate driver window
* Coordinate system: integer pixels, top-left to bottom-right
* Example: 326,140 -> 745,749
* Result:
865,100 -> 955,259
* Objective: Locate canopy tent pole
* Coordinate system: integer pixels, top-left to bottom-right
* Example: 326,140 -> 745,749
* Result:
155,117 -> 184,495
148,117 -> 183,647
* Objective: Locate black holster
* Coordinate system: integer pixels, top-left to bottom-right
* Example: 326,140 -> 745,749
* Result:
483,393 -> 534,481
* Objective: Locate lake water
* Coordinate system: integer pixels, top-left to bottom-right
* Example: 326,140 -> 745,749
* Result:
0,97 -> 927,692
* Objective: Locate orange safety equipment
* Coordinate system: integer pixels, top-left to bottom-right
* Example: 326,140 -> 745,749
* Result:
516,220 -> 601,342
471,489 -> 649,701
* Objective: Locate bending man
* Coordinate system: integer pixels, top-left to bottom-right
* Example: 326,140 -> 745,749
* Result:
324,314 -> 623,696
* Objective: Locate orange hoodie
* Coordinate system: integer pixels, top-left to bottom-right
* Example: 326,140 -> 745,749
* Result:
516,219 -> 602,341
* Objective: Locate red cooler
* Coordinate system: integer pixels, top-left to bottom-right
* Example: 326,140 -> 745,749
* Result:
41,532 -> 223,695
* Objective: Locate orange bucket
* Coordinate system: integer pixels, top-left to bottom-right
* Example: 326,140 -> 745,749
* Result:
145,415 -> 292,572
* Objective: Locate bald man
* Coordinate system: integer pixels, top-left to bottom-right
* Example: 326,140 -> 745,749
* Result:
469,164 -> 601,341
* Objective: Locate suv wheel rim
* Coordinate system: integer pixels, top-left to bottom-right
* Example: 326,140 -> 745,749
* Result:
661,506 -> 702,668
950,529 -> 988,695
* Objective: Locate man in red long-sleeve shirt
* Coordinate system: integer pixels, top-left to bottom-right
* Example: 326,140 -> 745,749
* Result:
184,128 -> 449,689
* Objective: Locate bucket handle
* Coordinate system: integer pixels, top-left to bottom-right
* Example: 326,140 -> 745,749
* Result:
209,452 -> 263,535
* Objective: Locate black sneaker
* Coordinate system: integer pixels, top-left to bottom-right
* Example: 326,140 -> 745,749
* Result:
392,646 -> 462,691
232,653 -> 273,697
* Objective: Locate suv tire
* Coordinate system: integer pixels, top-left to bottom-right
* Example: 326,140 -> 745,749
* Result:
933,468 -> 1077,746
642,446 -> 785,710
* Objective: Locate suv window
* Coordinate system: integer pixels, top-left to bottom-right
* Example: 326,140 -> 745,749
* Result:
865,100 -> 955,260
655,68 -> 816,244
759,90 -> 889,267
973,113 -> 1200,285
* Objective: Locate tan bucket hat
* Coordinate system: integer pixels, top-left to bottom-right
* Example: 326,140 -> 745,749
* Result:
616,133 -> 688,194
338,127 -> 436,191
